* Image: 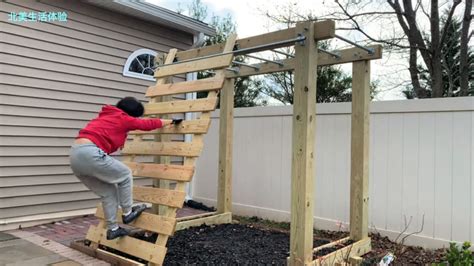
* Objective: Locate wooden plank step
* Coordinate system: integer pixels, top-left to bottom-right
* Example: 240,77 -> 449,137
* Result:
154,54 -> 233,78
86,225 -> 167,265
146,77 -> 224,97
144,98 -> 218,115
125,162 -> 194,182
122,141 -> 203,157
133,186 -> 186,208
129,119 -> 211,135
95,205 -> 177,235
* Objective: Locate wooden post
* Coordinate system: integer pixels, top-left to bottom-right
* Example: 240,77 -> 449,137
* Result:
217,78 -> 234,213
349,60 -> 370,240
150,50 -> 177,215
289,21 -> 318,265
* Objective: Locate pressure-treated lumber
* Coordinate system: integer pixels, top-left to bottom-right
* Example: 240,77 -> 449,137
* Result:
312,238 -> 371,266
175,212 -> 232,231
146,77 -> 224,97
289,21 -> 318,266
129,119 -> 211,135
349,60 -> 371,241
144,97 -> 218,115
95,205 -> 176,235
125,162 -> 194,182
176,211 -> 217,222
122,141 -> 203,157
313,237 -> 350,253
175,20 -> 335,61
86,225 -> 167,265
217,78 -> 234,214
70,240 -> 145,266
154,54 -> 233,78
133,186 -> 186,208
225,45 -> 382,78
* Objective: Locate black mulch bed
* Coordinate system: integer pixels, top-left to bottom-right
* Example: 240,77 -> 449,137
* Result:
104,216 -> 449,265
133,223 -> 330,265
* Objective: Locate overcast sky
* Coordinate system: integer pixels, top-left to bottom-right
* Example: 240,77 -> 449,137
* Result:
145,0 -> 427,101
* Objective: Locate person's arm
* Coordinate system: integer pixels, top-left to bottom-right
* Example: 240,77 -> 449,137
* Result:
124,115 -> 166,131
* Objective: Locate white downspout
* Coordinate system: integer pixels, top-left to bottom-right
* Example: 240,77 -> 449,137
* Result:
185,33 -> 205,201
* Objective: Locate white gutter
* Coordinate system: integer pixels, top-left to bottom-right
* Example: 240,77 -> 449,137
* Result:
85,0 -> 215,36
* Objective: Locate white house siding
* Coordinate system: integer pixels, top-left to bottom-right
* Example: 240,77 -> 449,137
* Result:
0,0 -> 193,227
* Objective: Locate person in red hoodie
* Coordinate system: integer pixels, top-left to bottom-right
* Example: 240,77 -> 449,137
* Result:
69,97 -> 181,240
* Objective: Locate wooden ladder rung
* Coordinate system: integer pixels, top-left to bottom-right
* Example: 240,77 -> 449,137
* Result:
95,205 -> 177,235
154,54 -> 233,78
144,97 -> 218,115
86,225 -> 167,265
146,77 -> 225,97
133,186 -> 186,208
129,119 -> 211,135
125,162 -> 194,182
122,141 -> 203,157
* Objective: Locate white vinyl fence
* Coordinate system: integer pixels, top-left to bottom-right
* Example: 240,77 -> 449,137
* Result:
192,97 -> 474,249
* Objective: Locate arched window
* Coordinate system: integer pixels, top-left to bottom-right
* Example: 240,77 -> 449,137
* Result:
123,49 -> 158,81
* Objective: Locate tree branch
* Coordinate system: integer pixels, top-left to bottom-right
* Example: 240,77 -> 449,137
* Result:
440,0 -> 462,46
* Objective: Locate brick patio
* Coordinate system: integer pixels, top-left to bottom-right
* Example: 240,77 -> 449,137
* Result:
19,207 -> 207,246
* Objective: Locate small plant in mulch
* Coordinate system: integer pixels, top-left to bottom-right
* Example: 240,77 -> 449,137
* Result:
444,241 -> 474,265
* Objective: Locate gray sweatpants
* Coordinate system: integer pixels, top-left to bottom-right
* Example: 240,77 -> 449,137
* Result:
69,144 -> 133,230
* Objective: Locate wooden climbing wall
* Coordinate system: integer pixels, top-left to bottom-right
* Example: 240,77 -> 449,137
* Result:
84,34 -> 237,265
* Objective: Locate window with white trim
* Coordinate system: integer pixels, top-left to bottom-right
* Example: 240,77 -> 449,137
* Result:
123,48 -> 158,81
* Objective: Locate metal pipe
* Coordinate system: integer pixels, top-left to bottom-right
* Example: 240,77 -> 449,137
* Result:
271,49 -> 295,58
245,54 -> 284,66
156,36 -> 306,69
233,36 -> 306,55
335,34 -> 374,54
318,48 -> 341,58
232,61 -> 260,70
226,67 -> 239,73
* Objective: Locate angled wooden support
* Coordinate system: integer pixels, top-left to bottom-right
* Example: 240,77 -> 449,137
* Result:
289,21 -> 318,266
175,20 -> 335,61
349,60 -> 371,241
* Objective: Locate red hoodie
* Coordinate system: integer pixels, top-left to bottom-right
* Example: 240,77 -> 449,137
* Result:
77,105 -> 163,154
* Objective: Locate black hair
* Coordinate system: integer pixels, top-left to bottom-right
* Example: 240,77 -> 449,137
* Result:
116,97 -> 144,117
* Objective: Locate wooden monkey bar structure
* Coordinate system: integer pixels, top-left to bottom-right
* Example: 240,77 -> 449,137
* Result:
74,20 -> 382,265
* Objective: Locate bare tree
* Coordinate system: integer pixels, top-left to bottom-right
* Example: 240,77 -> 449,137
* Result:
265,0 -> 473,98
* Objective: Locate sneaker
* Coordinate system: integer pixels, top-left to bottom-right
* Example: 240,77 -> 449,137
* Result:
122,204 -> 148,224
106,227 -> 129,240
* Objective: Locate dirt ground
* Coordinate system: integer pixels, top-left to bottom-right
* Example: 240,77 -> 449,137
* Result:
128,216 -> 447,265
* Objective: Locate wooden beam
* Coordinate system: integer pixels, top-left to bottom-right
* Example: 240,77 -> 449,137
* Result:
176,20 -> 335,61
86,225 -> 167,265
175,212 -> 232,231
176,211 -> 217,222
146,77 -> 224,97
122,141 -> 203,157
350,60 -> 371,241
313,237 -> 350,253
144,98 -> 218,115
125,162 -> 195,182
312,238 -> 371,266
225,45 -> 382,78
129,119 -> 211,135
289,21 -> 318,266
95,205 -> 177,235
154,54 -> 233,78
70,239 -> 145,266
217,78 -> 234,214
133,186 -> 186,208
149,50 -> 177,216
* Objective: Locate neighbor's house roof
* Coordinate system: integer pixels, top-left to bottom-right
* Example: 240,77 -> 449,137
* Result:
84,0 -> 216,36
